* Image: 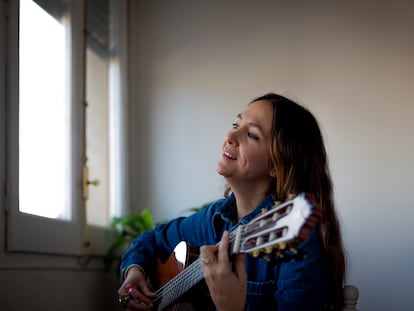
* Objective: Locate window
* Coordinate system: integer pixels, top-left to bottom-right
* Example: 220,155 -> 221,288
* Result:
86,0 -> 128,227
85,0 -> 131,254
4,0 -> 129,257
19,0 -> 70,220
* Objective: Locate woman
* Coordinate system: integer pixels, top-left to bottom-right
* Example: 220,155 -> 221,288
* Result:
118,93 -> 346,310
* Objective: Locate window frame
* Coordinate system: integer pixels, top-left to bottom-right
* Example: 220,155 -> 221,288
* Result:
1,1 -> 6,236
3,0 -> 128,257
5,0 -> 85,256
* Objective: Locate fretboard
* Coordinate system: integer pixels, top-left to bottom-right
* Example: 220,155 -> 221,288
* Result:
153,258 -> 204,310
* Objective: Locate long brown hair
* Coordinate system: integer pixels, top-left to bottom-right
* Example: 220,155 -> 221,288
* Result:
228,93 -> 346,309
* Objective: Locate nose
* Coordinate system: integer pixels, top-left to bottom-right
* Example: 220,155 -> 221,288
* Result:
225,129 -> 239,147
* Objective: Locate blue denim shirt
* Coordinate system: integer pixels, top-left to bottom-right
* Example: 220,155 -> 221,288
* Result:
120,194 -> 327,310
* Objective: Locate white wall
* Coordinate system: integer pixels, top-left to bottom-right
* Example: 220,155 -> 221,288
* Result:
129,1 -> 414,310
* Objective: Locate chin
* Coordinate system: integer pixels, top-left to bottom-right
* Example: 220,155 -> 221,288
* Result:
216,166 -> 229,178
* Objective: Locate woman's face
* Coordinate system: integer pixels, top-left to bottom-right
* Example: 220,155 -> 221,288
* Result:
217,100 -> 276,185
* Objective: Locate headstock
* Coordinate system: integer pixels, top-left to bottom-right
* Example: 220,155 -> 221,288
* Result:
230,193 -> 322,262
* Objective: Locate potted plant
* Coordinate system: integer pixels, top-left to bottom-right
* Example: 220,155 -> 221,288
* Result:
104,208 -> 154,270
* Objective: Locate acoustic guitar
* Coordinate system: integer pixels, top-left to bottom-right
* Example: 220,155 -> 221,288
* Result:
151,193 -> 322,311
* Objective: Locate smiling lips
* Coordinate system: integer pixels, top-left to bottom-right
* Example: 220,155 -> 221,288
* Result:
224,150 -> 237,160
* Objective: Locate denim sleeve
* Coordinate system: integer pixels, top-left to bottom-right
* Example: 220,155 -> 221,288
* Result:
274,229 -> 327,311
120,203 -> 220,282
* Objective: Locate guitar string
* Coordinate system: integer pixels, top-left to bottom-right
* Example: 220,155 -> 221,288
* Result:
154,258 -> 204,307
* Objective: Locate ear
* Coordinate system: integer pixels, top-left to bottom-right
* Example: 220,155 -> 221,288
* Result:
269,167 -> 277,178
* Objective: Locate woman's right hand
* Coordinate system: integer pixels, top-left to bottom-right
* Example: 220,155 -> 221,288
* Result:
117,266 -> 156,310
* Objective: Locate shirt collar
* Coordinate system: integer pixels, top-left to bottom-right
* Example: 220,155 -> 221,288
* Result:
211,193 -> 277,238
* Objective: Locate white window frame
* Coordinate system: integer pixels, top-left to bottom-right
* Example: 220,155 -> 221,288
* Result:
3,0 -> 129,258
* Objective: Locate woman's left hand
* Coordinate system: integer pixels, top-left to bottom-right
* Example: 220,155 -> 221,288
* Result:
200,231 -> 247,311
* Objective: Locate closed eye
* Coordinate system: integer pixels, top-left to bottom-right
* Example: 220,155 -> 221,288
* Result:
248,132 -> 259,140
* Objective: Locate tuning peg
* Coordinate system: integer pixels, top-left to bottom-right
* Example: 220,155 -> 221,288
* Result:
278,242 -> 287,250
287,193 -> 296,200
289,247 -> 298,255
261,208 -> 268,214
275,251 -> 284,259
273,201 -> 282,207
264,246 -> 273,254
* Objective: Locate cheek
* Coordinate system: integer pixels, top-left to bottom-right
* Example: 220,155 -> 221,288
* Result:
249,147 -> 270,170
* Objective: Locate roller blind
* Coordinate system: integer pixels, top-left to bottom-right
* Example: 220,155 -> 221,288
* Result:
33,0 -> 65,21
33,0 -> 109,58
87,0 -> 109,59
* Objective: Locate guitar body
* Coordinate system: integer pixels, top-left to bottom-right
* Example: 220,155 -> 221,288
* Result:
154,242 -> 215,311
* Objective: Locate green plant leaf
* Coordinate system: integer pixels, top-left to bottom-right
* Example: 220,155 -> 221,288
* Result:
104,208 -> 155,270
